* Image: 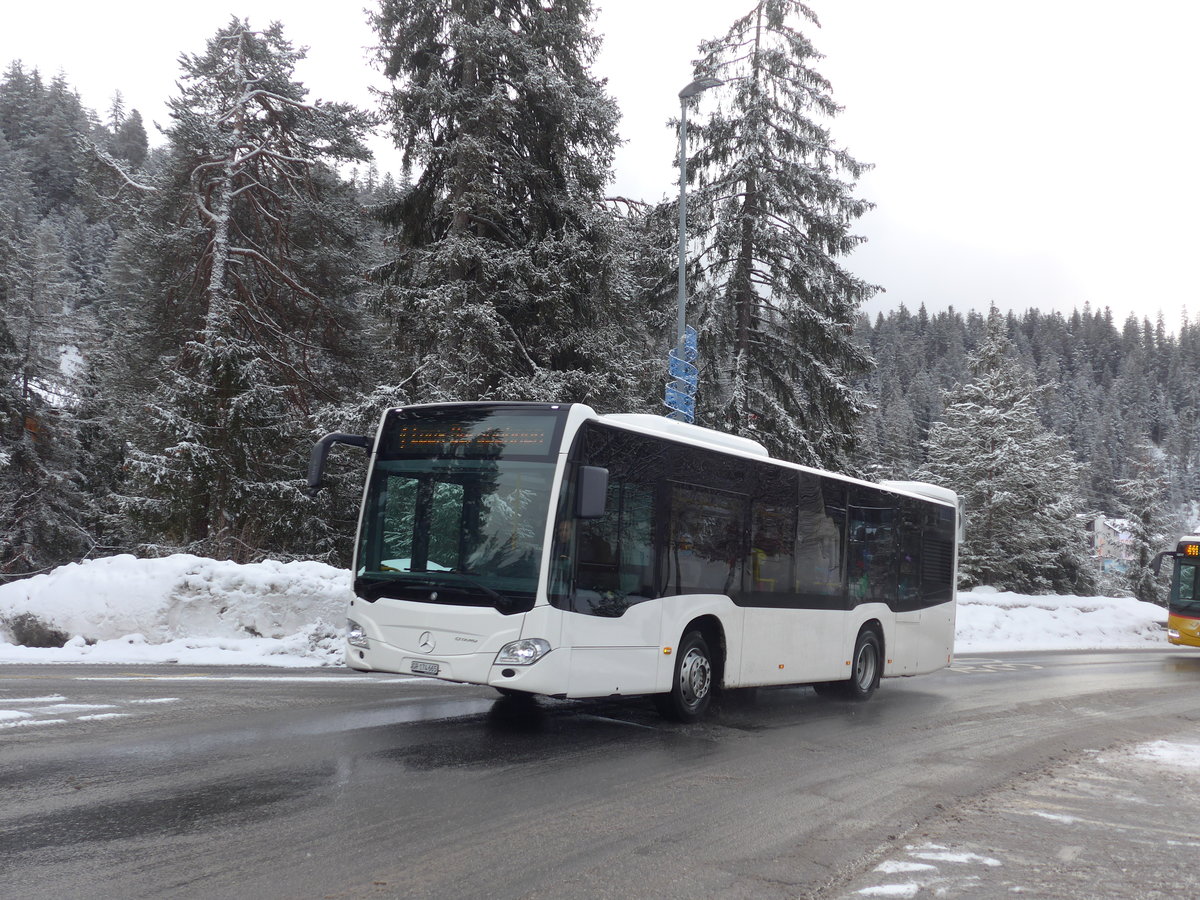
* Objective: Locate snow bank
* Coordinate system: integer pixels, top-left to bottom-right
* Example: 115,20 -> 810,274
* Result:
0,554 -> 353,666
0,555 -> 1175,666
956,587 -> 1167,652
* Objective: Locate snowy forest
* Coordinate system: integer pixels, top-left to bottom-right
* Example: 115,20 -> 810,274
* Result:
0,0 -> 1192,604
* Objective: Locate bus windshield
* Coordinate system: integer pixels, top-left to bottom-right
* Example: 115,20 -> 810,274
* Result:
354,407 -> 564,613
1172,560 -> 1200,616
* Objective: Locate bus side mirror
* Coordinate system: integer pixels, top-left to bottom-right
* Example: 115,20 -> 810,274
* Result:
575,466 -> 609,519
1151,551 -> 1174,576
308,432 -> 371,496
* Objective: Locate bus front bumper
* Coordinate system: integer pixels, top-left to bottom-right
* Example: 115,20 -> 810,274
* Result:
346,637 -> 571,697
1167,614 -> 1200,648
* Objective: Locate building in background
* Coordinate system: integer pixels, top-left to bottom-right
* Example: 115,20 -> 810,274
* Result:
1085,516 -> 1133,575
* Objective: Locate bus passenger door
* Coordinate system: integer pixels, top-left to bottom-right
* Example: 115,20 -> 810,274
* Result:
560,480 -> 663,697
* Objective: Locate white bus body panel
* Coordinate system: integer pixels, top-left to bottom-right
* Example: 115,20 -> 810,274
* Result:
561,594 -> 746,697
875,600 -> 956,676
655,595 -> 745,691
915,598 -> 956,673
561,598 -> 663,696
737,607 -> 847,685
889,606 -> 921,674
345,592 -> 956,695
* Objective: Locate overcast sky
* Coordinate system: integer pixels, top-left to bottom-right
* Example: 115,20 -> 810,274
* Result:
5,1 -> 1198,328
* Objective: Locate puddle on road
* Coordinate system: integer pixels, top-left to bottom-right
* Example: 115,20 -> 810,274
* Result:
374,698 -> 663,770
367,695 -> 732,771
0,768 -> 332,854
1164,655 -> 1200,675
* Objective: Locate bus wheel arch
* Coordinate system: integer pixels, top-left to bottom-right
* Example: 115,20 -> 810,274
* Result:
655,615 -> 725,722
815,621 -> 883,701
859,618 -> 885,670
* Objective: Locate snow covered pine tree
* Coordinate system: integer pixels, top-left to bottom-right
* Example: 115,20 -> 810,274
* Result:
370,0 -> 659,410
115,19 -> 372,561
684,0 -> 875,469
919,311 -> 1095,594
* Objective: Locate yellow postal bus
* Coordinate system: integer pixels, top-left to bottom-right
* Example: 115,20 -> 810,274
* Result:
1154,536 -> 1200,647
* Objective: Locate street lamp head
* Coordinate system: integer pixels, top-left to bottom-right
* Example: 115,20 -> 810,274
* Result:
678,76 -> 723,100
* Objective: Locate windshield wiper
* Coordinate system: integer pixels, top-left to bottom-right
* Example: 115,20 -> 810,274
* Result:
440,571 -> 517,613
355,578 -> 437,602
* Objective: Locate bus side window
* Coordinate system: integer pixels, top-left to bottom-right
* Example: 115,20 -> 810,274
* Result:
576,482 -> 620,591
896,499 -> 922,610
848,490 -> 897,604
794,476 -> 846,602
616,483 -> 655,598
668,483 -> 745,597
748,466 -> 796,596
921,507 -> 955,604
574,480 -> 657,615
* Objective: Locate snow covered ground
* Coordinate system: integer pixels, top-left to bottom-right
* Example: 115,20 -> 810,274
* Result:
0,554 -> 1171,667
0,555 -> 349,666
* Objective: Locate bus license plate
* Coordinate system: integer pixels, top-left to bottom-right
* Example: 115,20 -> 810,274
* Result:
411,660 -> 439,676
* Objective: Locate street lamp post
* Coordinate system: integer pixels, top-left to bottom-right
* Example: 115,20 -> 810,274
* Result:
665,76 -> 722,424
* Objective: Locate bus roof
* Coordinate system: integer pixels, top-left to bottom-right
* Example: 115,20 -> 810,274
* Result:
879,480 -> 960,508
1176,536 -> 1200,555
602,414 -> 770,458
591,410 -> 957,510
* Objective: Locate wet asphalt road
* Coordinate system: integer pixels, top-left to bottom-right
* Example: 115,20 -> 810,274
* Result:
1,651 -> 1199,899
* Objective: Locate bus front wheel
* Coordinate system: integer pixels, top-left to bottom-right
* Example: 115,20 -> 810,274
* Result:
814,629 -> 881,701
654,630 -> 714,722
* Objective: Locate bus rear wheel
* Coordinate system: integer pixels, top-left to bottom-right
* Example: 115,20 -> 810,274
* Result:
814,629 -> 881,701
654,630 -> 714,722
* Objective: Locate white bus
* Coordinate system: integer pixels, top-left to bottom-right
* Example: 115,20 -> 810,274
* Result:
309,402 -> 961,721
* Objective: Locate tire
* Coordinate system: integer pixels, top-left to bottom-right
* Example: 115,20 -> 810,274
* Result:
814,629 -> 881,701
654,630 -> 715,722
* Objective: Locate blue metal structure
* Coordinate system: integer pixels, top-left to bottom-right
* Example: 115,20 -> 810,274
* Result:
664,325 -> 699,422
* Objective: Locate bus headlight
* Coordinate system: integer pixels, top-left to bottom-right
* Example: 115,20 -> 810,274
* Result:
495,638 -> 551,666
347,619 -> 369,649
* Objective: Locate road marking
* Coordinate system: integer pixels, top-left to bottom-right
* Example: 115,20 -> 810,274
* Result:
76,674 -> 420,683
0,717 -> 68,730
950,658 -> 1044,674
578,713 -> 661,731
0,673 -> 457,734
0,695 -> 67,703
1,692 -> 173,733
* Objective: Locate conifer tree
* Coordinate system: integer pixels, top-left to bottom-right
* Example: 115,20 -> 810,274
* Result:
0,70 -> 114,576
919,312 -> 1095,594
370,0 -> 658,409
110,109 -> 148,168
1119,441 -> 1175,605
111,19 -> 373,561
684,0 -> 875,467
0,131 -> 34,310
0,252 -> 93,580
